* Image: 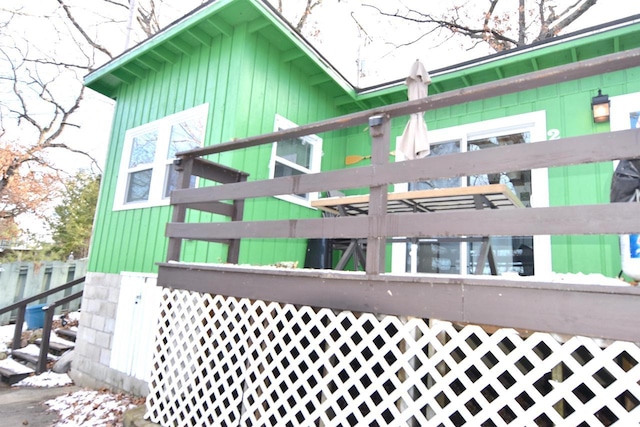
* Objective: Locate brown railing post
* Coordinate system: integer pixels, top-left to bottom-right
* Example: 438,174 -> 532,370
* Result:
227,173 -> 248,264
366,114 -> 390,275
37,306 -> 56,374
12,306 -> 26,350
167,157 -> 194,262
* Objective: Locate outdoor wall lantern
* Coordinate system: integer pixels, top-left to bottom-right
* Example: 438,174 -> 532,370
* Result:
591,89 -> 610,123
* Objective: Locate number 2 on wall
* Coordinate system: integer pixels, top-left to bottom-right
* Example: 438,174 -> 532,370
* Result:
547,129 -> 560,140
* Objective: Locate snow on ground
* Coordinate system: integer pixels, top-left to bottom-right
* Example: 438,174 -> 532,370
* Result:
0,323 -> 18,349
66,311 -> 81,323
503,271 -> 633,286
13,371 -> 73,387
46,389 -> 145,427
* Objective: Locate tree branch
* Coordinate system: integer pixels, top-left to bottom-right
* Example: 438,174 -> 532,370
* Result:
56,0 -> 114,59
295,0 -> 322,32
538,0 -> 598,40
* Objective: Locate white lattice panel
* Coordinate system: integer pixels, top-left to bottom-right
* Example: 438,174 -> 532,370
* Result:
147,288 -> 640,426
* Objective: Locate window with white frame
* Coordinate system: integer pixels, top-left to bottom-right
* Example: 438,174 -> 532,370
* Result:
269,115 -> 322,206
113,104 -> 208,210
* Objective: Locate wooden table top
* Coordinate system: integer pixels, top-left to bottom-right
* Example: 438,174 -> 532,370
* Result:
311,184 -> 525,216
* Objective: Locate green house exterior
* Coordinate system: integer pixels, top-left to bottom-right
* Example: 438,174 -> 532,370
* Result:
73,0 -> 640,394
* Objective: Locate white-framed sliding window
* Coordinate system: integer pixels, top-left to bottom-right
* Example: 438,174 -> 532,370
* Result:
269,114 -> 323,207
391,111 -> 551,276
113,104 -> 208,210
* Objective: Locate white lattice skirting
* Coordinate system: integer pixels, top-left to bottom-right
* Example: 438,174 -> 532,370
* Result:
147,288 -> 640,426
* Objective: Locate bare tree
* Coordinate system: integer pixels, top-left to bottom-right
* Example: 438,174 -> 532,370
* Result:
0,0 -> 148,240
0,39 -> 97,238
364,0 -> 598,52
273,0 -> 323,32
137,0 -> 162,37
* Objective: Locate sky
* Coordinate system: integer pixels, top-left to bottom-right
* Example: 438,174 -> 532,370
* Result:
3,0 -> 640,239
305,0 -> 640,86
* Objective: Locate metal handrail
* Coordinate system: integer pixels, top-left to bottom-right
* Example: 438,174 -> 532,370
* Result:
0,276 -> 85,316
0,276 -> 85,374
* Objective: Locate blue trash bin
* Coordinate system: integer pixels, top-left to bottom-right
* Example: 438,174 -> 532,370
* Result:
25,303 -> 47,330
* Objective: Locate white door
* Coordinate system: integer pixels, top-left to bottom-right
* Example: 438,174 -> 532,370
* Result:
110,273 -> 161,381
392,111 -> 551,275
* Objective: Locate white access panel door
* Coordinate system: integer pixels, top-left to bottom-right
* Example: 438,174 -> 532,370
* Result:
110,272 -> 161,381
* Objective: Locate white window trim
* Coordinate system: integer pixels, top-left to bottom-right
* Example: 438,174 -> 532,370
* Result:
113,104 -> 209,211
610,92 -> 640,132
269,114 -> 323,207
610,92 -> 640,170
391,111 -> 551,275
608,92 -> 640,184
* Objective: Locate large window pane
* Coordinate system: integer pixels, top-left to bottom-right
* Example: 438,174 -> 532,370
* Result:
274,163 -> 307,199
269,115 -> 322,205
164,164 -> 197,198
409,241 -> 461,274
276,137 -> 312,169
467,132 -> 531,205
129,132 -> 158,168
126,169 -> 153,202
469,237 -> 534,276
410,141 -> 461,190
467,132 -> 534,275
167,118 -> 205,158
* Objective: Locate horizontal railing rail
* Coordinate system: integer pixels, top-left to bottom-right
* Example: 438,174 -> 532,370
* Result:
166,203 -> 640,240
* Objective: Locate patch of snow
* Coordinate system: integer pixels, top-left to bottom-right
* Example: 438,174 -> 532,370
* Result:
501,272 -> 631,286
66,311 -> 81,322
13,371 -> 72,387
50,333 -> 76,346
0,323 -> 23,345
46,389 -> 142,427
0,357 -> 33,375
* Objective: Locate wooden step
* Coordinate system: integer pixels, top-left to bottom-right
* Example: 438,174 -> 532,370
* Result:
11,345 -> 56,367
0,358 -> 35,385
35,338 -> 75,356
55,328 -> 77,342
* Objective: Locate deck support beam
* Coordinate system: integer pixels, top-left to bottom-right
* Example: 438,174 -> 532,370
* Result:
157,262 -> 640,343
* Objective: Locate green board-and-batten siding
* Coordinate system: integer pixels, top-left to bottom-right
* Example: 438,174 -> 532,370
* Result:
89,23 -> 347,274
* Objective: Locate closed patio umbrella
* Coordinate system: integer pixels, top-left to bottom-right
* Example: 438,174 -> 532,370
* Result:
396,60 -> 431,160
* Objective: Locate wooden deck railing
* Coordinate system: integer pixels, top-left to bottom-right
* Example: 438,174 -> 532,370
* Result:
166,47 -> 640,276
